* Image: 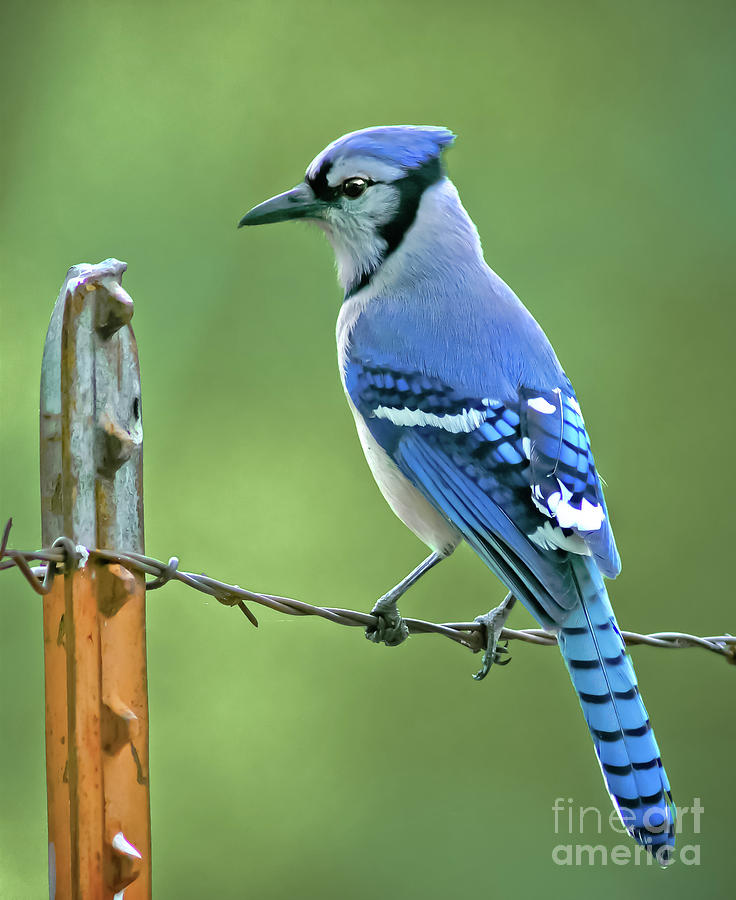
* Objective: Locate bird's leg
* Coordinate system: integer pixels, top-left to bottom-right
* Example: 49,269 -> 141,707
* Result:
472,592 -> 517,681
366,550 -> 446,647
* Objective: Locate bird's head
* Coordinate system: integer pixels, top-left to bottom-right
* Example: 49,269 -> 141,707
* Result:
239,125 -> 456,295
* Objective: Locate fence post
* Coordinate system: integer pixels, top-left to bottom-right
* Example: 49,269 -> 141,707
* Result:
40,260 -> 151,899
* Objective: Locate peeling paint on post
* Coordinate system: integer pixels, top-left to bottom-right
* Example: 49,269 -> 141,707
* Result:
40,260 -> 151,899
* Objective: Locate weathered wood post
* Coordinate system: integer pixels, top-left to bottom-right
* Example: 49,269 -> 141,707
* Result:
40,260 -> 151,899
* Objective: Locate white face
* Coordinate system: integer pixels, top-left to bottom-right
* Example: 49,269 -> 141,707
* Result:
307,155 -> 408,293
317,181 -> 401,292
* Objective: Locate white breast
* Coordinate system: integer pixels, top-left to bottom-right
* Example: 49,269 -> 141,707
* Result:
337,301 -> 460,556
347,397 -> 461,556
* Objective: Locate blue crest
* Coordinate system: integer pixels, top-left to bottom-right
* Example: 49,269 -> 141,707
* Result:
307,125 -> 455,178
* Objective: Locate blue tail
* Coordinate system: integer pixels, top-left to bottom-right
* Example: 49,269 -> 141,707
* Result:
558,558 -> 676,863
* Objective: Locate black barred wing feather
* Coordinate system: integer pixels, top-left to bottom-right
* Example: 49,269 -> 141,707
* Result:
352,365 -> 491,437
519,385 -> 620,577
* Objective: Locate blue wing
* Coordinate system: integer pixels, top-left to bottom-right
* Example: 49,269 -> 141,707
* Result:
345,358 -> 620,627
519,384 -> 620,577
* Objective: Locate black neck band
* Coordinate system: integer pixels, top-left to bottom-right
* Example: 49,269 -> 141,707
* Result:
345,157 -> 444,298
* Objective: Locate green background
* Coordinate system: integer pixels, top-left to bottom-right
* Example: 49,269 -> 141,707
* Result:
1,0 -> 733,897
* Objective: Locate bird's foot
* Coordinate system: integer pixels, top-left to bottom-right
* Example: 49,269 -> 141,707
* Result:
472,595 -> 515,681
365,593 -> 409,647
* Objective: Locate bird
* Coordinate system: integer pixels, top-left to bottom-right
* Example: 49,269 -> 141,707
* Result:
239,125 -> 676,861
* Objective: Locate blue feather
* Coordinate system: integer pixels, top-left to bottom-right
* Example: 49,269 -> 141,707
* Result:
559,558 -> 675,855
307,125 -> 455,178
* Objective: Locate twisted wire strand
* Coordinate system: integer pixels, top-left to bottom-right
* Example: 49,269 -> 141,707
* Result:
2,519 -> 734,662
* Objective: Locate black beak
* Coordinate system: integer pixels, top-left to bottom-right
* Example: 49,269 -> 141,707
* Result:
238,182 -> 325,227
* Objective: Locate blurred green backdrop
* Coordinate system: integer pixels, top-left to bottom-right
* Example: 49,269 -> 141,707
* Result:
1,0 -> 734,897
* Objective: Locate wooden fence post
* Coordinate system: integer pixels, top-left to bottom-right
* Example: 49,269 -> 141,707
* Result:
40,260 -> 151,899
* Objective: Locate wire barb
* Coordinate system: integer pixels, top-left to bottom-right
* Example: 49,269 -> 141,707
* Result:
1,519 -> 734,663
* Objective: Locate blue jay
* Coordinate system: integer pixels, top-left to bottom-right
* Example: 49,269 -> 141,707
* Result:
239,126 -> 675,861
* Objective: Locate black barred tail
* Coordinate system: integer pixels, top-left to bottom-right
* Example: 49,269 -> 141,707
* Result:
557,557 -> 676,863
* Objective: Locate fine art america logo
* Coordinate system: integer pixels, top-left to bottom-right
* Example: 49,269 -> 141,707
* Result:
551,797 -> 703,866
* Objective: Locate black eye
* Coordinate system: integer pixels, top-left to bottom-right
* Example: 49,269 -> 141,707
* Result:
342,177 -> 368,199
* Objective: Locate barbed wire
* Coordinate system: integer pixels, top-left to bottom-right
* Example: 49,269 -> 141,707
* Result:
2,519 -> 734,663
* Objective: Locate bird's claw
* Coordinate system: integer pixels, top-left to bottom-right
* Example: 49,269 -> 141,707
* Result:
493,640 -> 512,665
473,608 -> 513,681
365,597 -> 409,647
